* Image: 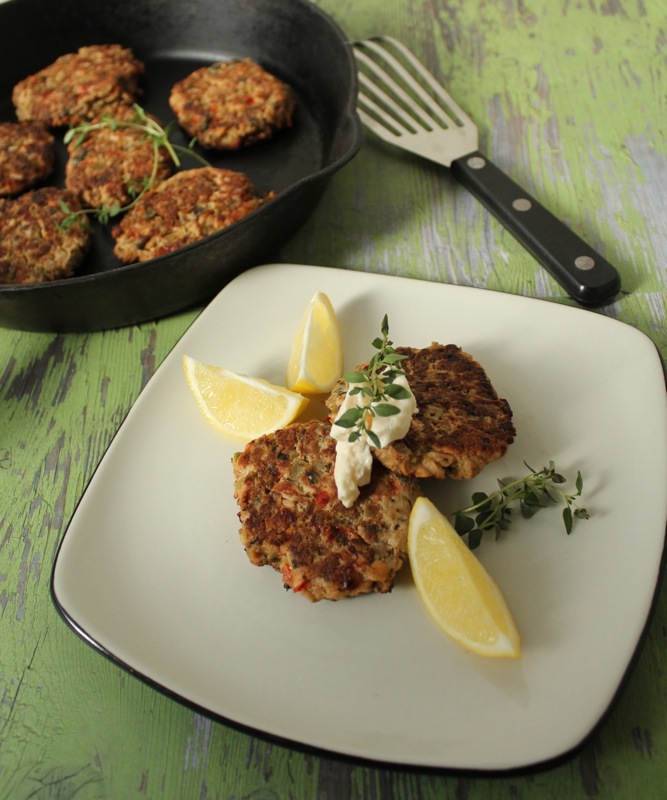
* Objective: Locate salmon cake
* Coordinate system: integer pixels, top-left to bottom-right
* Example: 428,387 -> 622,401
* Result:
112,166 -> 274,263
169,58 -> 296,150
327,343 -> 516,480
65,105 -> 173,212
0,187 -> 91,284
0,121 -> 55,196
12,44 -> 144,127
233,419 -> 422,602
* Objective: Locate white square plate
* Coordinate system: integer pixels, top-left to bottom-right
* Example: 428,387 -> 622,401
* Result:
52,264 -> 667,769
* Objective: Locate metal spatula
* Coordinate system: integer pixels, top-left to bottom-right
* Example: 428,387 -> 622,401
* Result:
351,36 -> 621,306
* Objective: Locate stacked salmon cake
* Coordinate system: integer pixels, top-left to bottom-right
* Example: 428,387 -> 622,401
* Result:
233,343 -> 516,602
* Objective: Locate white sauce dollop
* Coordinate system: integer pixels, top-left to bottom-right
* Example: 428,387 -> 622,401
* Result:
330,373 -> 417,507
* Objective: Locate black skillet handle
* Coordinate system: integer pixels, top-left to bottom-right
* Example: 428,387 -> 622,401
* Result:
450,151 -> 621,306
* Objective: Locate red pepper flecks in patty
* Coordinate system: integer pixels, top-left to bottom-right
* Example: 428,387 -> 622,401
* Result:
0,187 -> 91,284
111,167 -> 274,264
0,121 -> 55,197
326,344 -> 516,481
232,420 -> 422,602
64,105 -> 173,212
169,58 -> 296,150
12,44 -> 144,127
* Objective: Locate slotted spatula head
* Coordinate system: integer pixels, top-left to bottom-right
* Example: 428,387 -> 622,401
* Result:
352,36 -> 479,167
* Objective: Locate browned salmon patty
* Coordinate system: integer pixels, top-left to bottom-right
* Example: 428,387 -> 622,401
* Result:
0,188 -> 91,284
327,343 -> 516,480
169,58 -> 296,150
65,104 -> 173,211
12,45 -> 144,127
233,419 -> 422,602
0,121 -> 55,196
111,166 -> 274,263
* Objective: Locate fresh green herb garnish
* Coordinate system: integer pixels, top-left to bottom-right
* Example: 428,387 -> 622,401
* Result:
59,104 -> 211,228
333,315 -> 413,449
454,461 -> 589,549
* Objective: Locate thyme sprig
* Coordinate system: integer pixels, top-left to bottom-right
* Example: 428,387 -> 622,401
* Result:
59,104 -> 211,228
454,461 -> 589,549
333,315 -> 413,449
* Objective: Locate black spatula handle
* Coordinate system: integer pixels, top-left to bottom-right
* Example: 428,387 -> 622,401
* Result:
450,152 -> 621,306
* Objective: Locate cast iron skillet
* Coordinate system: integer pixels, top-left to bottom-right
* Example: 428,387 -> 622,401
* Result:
0,0 -> 362,331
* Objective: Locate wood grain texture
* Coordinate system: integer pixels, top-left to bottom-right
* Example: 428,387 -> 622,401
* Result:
1,0 -> 665,798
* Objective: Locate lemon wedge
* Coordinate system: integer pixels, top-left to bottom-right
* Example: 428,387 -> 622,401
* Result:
183,355 -> 308,440
287,290 -> 343,394
408,497 -> 521,659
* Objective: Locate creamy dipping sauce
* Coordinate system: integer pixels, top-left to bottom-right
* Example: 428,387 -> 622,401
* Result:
330,373 -> 417,507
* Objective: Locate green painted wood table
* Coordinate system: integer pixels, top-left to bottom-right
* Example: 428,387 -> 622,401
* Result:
1,0 -> 666,797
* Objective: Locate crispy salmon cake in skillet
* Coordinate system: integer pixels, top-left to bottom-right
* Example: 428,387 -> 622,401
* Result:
0,187 -> 91,284
169,58 -> 296,150
12,44 -> 144,127
65,105 -> 173,212
327,343 -> 516,480
0,121 -> 55,197
233,419 -> 422,602
112,166 -> 274,263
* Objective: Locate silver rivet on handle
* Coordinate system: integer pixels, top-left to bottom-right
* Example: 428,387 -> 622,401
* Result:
574,256 -> 596,271
467,156 -> 486,169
